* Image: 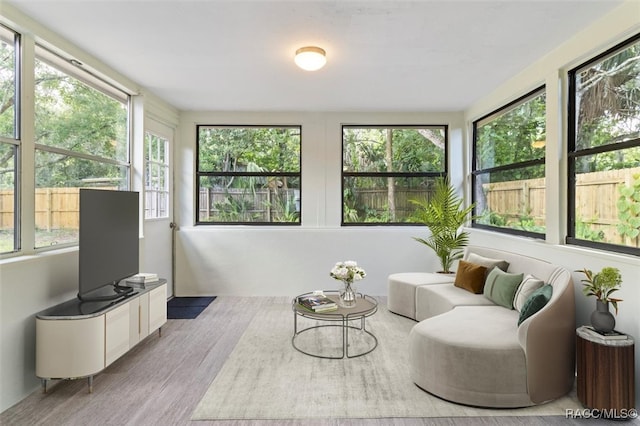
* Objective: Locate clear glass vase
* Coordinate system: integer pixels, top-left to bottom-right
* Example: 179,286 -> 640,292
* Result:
339,281 -> 357,308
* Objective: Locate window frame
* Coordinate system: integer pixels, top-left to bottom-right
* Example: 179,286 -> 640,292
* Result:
341,124 -> 448,226
144,131 -> 170,220
33,44 -> 132,250
195,124 -> 302,226
471,86 -> 546,239
0,24 -> 21,254
567,33 -> 640,257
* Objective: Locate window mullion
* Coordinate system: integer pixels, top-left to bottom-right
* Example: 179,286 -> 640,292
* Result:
19,33 -> 36,254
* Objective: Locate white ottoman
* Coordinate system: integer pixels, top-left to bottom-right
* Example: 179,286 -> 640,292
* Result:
387,272 -> 455,320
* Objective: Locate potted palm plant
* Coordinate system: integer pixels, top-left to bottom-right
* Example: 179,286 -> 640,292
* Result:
577,267 -> 623,333
411,178 -> 475,274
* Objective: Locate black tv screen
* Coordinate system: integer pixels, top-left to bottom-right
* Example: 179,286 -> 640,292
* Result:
78,189 -> 139,301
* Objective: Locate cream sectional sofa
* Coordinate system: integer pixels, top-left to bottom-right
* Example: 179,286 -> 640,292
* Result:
389,246 -> 575,408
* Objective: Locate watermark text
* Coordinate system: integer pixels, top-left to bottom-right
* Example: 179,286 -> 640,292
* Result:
566,408 -> 638,420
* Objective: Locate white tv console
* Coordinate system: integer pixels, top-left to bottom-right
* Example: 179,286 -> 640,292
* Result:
35,280 -> 167,393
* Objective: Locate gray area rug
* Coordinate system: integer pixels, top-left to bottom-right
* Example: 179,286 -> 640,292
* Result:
192,302 -> 581,420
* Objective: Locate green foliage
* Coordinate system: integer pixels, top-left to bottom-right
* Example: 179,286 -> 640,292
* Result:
197,128 -> 302,223
514,213 -> 545,233
0,39 -> 17,140
577,267 -> 623,314
343,204 -> 360,223
475,92 -> 546,181
575,216 -> 605,242
265,191 -> 300,222
575,39 -> 640,160
342,127 -> 446,224
212,193 -> 260,222
476,209 -> 507,227
475,209 -> 545,233
0,229 -> 14,252
410,178 -> 475,273
617,173 -> 640,241
343,127 -> 445,174
33,58 -> 128,188
363,205 -> 392,223
198,127 -> 300,175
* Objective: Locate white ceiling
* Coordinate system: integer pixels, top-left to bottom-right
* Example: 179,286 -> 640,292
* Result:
5,0 -> 624,112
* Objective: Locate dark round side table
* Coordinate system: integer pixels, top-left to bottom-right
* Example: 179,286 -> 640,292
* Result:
576,326 -> 635,412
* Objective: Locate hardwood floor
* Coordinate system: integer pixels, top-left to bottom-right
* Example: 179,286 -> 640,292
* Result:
1,296 -> 633,426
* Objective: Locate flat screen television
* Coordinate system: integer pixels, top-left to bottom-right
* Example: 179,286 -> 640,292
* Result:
78,189 -> 139,301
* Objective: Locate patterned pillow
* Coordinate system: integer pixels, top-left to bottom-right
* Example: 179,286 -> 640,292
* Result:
513,274 -> 545,312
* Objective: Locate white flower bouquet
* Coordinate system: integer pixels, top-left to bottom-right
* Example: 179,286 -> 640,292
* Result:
330,260 -> 366,284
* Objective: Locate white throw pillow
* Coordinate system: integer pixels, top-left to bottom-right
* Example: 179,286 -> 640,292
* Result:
513,274 -> 545,312
465,252 -> 510,278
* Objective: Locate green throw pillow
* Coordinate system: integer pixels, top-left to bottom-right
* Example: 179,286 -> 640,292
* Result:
483,267 -> 523,309
517,285 -> 553,326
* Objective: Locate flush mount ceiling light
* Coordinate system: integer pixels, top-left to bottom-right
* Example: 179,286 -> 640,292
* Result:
294,46 -> 326,71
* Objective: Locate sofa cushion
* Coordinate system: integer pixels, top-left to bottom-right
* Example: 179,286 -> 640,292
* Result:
466,252 -> 510,277
518,285 -> 553,326
513,274 -> 544,312
387,272 -> 456,319
483,268 -> 523,309
454,260 -> 487,293
415,283 -> 495,321
409,306 -> 529,407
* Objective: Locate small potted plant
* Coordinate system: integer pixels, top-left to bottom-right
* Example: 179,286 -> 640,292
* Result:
410,178 -> 475,274
577,267 -> 623,333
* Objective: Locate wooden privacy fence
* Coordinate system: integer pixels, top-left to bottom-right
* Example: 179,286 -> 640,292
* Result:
353,188 -> 432,221
199,188 -> 300,222
0,187 -> 114,231
481,178 -> 546,224
575,168 -> 639,246
482,167 -> 640,245
1,168 -> 639,236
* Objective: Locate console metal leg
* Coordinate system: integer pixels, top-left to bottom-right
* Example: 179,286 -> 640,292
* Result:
42,379 -> 48,394
158,326 -> 162,337
88,376 -> 93,393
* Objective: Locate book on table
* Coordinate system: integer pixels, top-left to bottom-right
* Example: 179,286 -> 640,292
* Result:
297,294 -> 338,312
582,326 -> 628,340
126,273 -> 159,287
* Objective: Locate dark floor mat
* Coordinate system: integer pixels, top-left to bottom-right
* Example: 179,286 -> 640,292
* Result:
167,296 -> 216,319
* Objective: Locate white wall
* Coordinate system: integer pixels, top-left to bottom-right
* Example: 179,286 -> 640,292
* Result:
0,250 -> 78,411
175,111 -> 465,297
465,0 -> 640,407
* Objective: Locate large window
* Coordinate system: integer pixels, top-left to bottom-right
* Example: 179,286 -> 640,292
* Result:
0,25 -> 19,254
342,125 -> 447,225
568,34 -> 640,256
472,88 -> 546,237
145,132 -> 169,219
196,125 -> 301,224
34,46 -> 130,248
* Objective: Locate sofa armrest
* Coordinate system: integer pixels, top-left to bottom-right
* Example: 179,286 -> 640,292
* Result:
518,269 -> 575,404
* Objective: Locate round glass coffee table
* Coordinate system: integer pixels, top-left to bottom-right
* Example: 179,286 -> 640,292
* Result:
291,291 -> 378,359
